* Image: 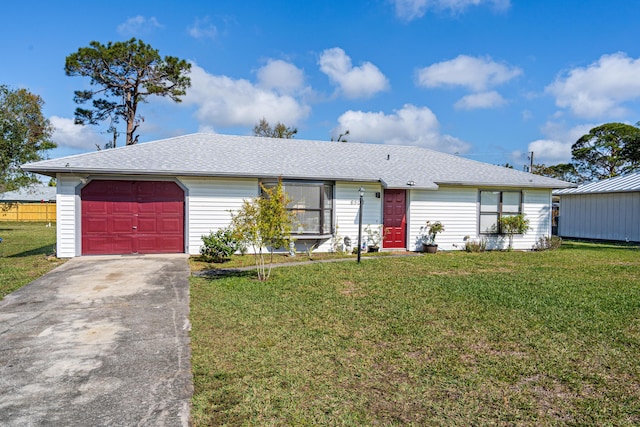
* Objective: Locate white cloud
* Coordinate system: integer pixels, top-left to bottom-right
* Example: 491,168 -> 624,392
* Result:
183,62 -> 311,128
319,47 -> 389,99
454,91 -> 507,110
518,121 -> 595,165
546,52 -> 640,119
50,116 -> 106,150
116,16 -> 162,36
541,121 -> 594,144
334,104 -> 469,153
256,59 -> 306,95
188,17 -> 218,39
394,0 -> 510,21
416,55 -> 521,91
526,139 -> 572,165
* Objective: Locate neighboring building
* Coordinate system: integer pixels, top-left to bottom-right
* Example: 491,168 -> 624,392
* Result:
22,133 -> 572,257
0,184 -> 57,222
554,172 -> 640,243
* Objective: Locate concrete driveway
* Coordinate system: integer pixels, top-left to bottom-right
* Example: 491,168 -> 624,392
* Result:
0,255 -> 192,426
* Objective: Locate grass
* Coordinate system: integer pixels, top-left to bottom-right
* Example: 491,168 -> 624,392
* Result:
190,250 -> 398,272
190,241 -> 640,426
0,222 -> 64,299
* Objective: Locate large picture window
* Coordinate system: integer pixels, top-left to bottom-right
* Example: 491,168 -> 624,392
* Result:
479,190 -> 522,234
262,181 -> 334,235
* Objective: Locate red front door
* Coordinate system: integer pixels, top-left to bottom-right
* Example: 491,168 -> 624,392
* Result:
383,189 -> 406,249
81,180 -> 184,255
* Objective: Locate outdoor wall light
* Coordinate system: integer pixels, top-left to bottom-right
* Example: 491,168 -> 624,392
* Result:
407,180 -> 415,186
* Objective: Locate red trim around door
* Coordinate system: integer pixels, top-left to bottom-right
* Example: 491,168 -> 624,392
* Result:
383,189 -> 406,249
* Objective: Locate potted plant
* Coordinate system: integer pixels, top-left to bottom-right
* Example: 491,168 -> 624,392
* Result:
422,220 -> 444,253
364,225 -> 383,252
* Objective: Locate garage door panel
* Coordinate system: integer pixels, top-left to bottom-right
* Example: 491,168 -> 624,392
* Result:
83,236 -> 135,255
160,202 -> 184,214
83,201 -> 109,215
84,217 -> 109,233
83,237 -> 109,254
81,180 -> 184,255
158,217 -> 183,233
137,235 -> 184,253
111,201 -> 136,214
111,236 -> 136,253
112,217 -> 136,233
137,200 -> 183,214
137,201 -> 157,213
137,217 -> 158,233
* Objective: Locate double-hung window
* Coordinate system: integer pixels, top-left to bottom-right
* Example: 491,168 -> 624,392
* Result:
262,181 -> 334,235
479,190 -> 522,234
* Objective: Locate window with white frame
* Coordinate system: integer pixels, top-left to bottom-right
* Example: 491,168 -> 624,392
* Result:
479,190 -> 522,234
262,181 -> 334,235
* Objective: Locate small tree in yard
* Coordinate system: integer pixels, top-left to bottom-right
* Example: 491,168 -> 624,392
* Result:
230,180 -> 295,281
499,214 -> 530,251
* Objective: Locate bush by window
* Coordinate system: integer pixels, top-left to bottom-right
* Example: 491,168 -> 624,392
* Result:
479,190 -> 522,234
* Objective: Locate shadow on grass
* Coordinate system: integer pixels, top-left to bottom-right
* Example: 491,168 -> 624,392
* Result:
196,269 -> 256,280
7,245 -> 55,258
561,239 -> 640,251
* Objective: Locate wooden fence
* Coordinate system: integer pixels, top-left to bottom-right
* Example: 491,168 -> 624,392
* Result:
0,203 -> 56,222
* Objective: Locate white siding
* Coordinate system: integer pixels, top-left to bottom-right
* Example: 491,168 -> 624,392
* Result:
334,182 -> 383,250
559,192 -> 640,242
521,189 -> 552,249
408,186 -> 478,251
56,174 -> 84,257
179,177 -> 258,255
56,172 -> 558,257
407,187 -> 552,251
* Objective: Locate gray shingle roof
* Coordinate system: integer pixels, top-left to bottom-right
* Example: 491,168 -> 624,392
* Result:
554,172 -> 640,195
23,133 -> 573,189
1,184 -> 57,202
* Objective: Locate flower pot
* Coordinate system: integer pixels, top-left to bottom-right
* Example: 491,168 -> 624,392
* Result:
367,246 -> 379,253
423,244 -> 438,254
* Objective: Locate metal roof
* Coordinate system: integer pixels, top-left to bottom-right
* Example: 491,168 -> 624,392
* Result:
22,133 -> 573,190
554,172 -> 640,195
1,184 -> 57,202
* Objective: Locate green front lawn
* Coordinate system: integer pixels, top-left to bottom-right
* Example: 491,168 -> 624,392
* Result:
190,242 -> 640,425
0,222 -> 64,299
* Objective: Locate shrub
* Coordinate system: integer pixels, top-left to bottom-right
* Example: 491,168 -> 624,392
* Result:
200,228 -> 244,262
498,214 -> 530,250
465,237 -> 487,252
532,236 -> 563,251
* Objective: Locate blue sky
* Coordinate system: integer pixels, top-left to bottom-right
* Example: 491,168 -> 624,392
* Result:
3,0 -> 640,168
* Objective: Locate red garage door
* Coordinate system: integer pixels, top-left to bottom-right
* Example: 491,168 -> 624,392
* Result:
81,180 -> 184,255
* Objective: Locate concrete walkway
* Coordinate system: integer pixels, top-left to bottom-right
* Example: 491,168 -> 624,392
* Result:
0,255 -> 192,426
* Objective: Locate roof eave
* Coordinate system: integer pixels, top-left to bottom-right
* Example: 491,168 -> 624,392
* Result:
435,180 -> 575,189
21,166 -> 385,184
555,188 -> 640,196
